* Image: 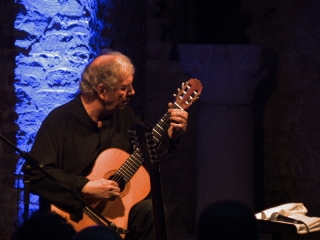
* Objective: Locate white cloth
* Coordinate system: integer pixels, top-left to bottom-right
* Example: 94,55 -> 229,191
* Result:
255,203 -> 320,234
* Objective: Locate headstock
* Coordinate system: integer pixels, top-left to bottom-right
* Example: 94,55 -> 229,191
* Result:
132,122 -> 158,165
173,78 -> 203,110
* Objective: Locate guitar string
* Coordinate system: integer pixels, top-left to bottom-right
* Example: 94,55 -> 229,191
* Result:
110,84 -> 196,182
120,154 -> 141,180
112,156 -> 137,182
153,102 -> 181,141
112,151 -> 143,183
123,102 -> 181,179
109,102 -> 182,186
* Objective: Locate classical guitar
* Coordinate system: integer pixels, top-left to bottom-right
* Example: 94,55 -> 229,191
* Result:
51,78 -> 203,237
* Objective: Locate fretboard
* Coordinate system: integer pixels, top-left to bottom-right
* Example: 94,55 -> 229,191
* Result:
113,102 -> 181,182
152,102 -> 181,144
115,151 -> 143,182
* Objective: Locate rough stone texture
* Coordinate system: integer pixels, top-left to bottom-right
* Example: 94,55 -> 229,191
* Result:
13,0 -> 106,175
0,0 -> 21,238
10,0 -> 115,227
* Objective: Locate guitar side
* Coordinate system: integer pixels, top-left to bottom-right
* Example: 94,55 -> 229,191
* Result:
51,148 -> 151,237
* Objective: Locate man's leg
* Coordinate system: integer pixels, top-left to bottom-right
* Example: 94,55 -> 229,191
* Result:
124,199 -> 154,240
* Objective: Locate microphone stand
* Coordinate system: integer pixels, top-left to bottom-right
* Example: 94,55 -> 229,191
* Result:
22,162 -> 31,221
0,133 -> 128,234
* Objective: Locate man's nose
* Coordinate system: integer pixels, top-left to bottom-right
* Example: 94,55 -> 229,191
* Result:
128,85 -> 135,95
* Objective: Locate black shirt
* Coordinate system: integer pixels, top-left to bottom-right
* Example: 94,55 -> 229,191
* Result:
29,95 -> 141,214
29,95 -> 176,216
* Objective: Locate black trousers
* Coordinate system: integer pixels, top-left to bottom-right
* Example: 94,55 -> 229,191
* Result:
125,199 -> 155,240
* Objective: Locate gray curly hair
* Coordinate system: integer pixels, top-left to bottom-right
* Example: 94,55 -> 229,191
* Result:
80,50 -> 135,102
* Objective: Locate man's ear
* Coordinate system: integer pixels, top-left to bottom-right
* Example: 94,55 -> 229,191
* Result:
96,84 -> 106,99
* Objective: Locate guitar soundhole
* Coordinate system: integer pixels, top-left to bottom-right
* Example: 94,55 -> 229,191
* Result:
109,174 -> 126,192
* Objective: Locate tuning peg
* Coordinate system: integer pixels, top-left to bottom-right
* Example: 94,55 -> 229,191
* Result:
151,154 -> 158,161
131,138 -> 137,144
134,145 -> 141,153
173,87 -> 182,97
148,148 -> 157,155
132,142 -> 137,149
128,130 -> 136,138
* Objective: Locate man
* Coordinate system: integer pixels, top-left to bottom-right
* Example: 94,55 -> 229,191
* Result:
29,50 -> 188,240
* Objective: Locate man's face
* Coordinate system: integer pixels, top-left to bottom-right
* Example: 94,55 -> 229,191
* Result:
102,75 -> 135,114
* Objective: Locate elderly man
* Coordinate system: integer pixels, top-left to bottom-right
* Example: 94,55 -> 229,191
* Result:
29,50 -> 188,240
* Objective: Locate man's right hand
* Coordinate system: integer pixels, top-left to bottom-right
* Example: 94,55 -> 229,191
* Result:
81,179 -> 120,199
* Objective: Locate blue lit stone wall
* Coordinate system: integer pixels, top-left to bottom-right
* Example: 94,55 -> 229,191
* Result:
14,0 -> 111,171
13,0 -> 112,215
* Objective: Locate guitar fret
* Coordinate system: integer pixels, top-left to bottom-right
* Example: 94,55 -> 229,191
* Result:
117,165 -> 131,182
117,79 -> 202,188
152,129 -> 162,142
173,102 -> 182,109
154,125 -> 164,132
117,98 -> 180,182
123,164 -> 135,177
118,165 -> 132,182
128,157 -> 142,171
117,152 -> 143,181
129,157 -> 141,168
153,135 -> 161,143
112,79 -> 202,186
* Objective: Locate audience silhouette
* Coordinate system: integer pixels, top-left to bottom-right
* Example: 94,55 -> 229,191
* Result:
12,210 -> 123,240
71,226 -> 122,240
196,200 -> 260,240
11,211 -> 76,240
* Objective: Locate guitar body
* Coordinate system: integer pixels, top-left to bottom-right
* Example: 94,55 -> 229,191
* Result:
51,148 -> 151,236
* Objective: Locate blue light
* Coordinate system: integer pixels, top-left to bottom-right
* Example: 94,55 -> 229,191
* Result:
14,0 -> 113,218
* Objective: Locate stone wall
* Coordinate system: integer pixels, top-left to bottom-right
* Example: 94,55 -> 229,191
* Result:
241,0 -> 320,216
0,0 -> 21,238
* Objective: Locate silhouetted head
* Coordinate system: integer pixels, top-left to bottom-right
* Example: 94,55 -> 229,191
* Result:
71,226 -> 122,240
196,200 -> 260,240
11,211 -> 76,240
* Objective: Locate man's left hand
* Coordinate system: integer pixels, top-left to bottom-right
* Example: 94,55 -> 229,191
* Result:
167,102 -> 188,140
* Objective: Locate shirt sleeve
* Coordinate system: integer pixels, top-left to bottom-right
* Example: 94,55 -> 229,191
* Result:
29,120 -> 89,218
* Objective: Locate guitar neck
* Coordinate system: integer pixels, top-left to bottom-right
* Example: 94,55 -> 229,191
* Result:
112,77 -> 203,183
113,103 -> 180,182
152,102 -> 181,144
115,151 -> 144,183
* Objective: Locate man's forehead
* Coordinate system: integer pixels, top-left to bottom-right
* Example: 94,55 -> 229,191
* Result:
119,75 -> 133,85
90,55 -> 115,67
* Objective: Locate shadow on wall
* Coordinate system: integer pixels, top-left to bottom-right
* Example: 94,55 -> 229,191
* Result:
252,48 -> 279,212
